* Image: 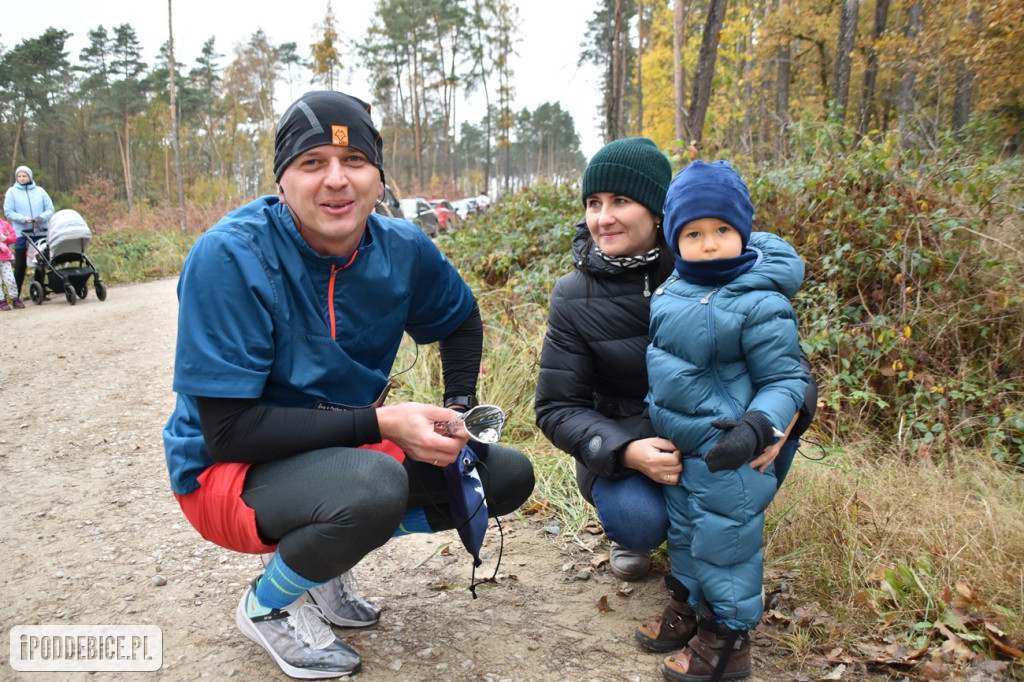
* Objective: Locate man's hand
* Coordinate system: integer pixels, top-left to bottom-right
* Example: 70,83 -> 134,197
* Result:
705,411 -> 775,473
377,402 -> 467,466
623,437 -> 682,485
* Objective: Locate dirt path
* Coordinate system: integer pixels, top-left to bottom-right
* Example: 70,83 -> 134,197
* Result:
0,278 -> 864,682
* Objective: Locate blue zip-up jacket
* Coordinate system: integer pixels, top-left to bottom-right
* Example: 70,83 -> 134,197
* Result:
647,231 -> 806,449
4,179 -> 55,240
646,231 -> 807,631
163,196 -> 475,495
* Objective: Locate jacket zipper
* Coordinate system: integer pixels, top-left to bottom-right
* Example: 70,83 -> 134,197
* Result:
701,288 -> 741,419
327,250 -> 360,340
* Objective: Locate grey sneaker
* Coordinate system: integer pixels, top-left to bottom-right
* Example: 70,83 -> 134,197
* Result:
261,553 -> 380,628
609,542 -> 652,581
236,579 -> 361,679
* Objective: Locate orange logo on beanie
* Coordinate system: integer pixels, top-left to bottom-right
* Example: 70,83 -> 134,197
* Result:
332,126 -> 349,146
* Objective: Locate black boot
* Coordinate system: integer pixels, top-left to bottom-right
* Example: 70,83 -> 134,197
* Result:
635,576 -> 699,653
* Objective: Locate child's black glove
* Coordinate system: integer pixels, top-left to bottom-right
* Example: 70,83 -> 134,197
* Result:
705,411 -> 775,472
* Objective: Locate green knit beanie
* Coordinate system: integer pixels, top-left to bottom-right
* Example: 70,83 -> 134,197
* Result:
580,137 -> 673,217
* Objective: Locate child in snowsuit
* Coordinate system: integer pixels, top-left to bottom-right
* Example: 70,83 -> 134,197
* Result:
642,160 -> 808,681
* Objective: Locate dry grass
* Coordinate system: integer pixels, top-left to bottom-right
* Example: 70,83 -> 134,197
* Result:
767,439 -> 1024,643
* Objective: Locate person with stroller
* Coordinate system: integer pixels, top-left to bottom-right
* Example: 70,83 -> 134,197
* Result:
163,90 -> 534,679
641,160 -> 808,681
3,166 -> 55,306
0,217 -> 18,309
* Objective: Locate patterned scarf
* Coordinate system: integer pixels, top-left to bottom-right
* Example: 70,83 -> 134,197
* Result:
595,244 -> 661,269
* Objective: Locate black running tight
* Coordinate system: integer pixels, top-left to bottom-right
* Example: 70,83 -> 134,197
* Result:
241,442 -> 534,582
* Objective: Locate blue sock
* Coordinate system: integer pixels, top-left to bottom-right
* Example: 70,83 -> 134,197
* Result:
391,507 -> 433,536
255,552 -> 322,610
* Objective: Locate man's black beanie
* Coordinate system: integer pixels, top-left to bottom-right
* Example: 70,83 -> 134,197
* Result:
273,91 -> 385,183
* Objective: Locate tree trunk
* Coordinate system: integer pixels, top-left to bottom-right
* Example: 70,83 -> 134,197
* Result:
117,113 -> 134,208
410,48 -> 424,190
609,0 -> 623,140
831,0 -> 860,123
168,0 -> 187,234
674,0 -> 689,145
483,89 -> 492,192
11,110 -> 25,175
775,0 -> 791,157
741,17 -> 755,154
687,0 -> 728,145
637,0 -> 644,136
952,5 -> 980,135
897,0 -> 923,146
856,0 -> 890,137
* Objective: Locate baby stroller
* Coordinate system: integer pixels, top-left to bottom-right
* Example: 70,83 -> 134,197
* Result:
28,209 -> 107,306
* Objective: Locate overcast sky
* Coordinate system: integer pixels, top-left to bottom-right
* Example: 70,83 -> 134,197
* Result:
1,0 -> 605,157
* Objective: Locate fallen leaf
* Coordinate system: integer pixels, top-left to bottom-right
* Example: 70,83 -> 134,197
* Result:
823,647 -> 853,665
955,579 -> 974,601
595,595 -> 613,612
939,637 -> 974,666
855,639 -> 929,665
985,622 -> 1024,659
591,553 -> 609,570
616,584 -> 633,597
521,501 -> 547,515
920,659 -> 949,680
820,664 -> 846,680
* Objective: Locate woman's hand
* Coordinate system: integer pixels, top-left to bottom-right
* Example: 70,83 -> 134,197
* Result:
623,437 -> 682,485
377,402 -> 467,467
749,411 -> 800,472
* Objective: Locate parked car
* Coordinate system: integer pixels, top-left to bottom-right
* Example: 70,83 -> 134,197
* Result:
399,197 -> 441,237
428,199 -> 461,232
375,185 -> 404,219
450,198 -> 480,219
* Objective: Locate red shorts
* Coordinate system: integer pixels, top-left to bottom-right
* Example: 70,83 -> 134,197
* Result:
174,441 -> 405,555
174,462 -> 277,555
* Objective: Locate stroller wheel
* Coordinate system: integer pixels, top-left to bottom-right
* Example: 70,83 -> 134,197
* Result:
76,283 -> 88,300
64,283 -> 77,306
30,281 -> 45,305
95,280 -> 107,301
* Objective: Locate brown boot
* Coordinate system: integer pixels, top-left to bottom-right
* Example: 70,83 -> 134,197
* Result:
636,576 -> 698,653
662,622 -> 751,682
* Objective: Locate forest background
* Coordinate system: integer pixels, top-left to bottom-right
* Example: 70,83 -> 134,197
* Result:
3,0 -> 1024,679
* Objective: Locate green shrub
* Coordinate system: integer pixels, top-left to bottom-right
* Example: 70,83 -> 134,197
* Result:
753,131 -> 1024,464
442,182 -> 580,305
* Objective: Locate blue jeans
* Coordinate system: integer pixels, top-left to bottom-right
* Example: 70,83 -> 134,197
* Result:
774,439 -> 798,489
591,472 -> 669,553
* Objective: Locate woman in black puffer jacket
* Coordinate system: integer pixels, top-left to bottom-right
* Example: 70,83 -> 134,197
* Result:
536,138 -> 680,581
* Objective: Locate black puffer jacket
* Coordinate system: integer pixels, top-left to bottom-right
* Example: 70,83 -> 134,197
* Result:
535,220 -> 676,502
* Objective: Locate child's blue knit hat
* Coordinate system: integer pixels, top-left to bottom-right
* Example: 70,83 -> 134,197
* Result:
664,160 -> 754,254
